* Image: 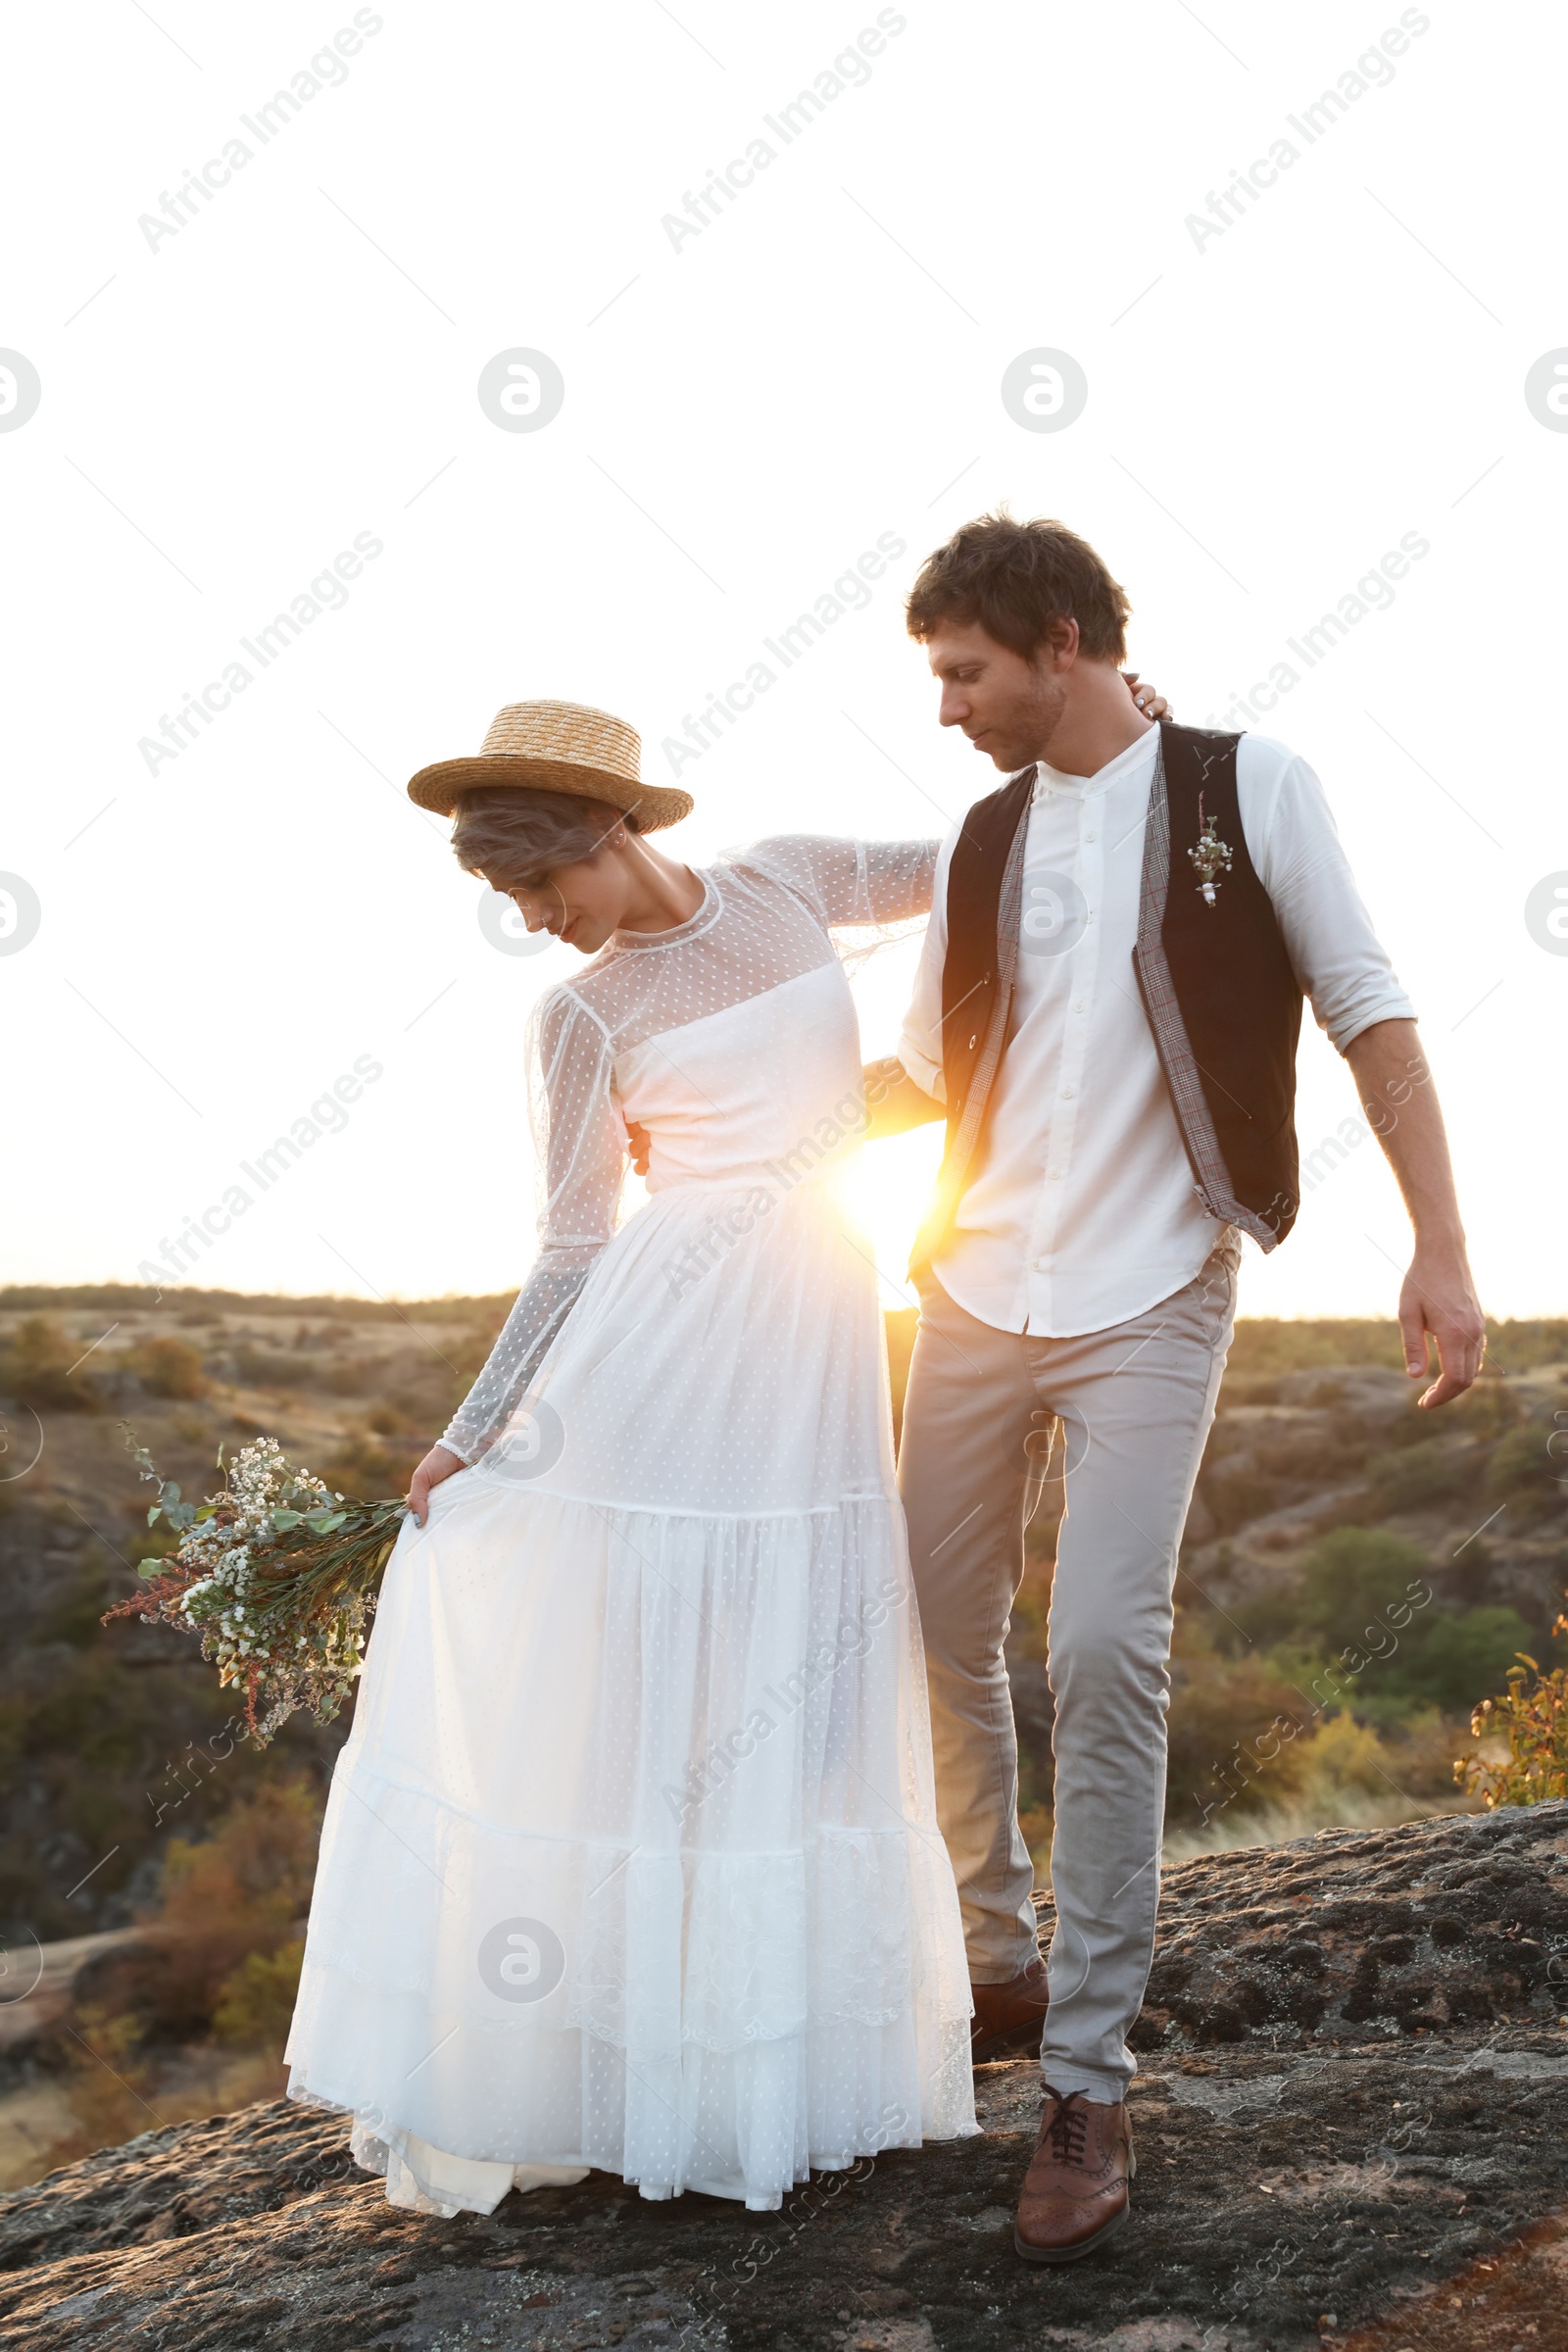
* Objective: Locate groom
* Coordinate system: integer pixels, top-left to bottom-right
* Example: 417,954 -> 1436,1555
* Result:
867,512 -> 1484,2262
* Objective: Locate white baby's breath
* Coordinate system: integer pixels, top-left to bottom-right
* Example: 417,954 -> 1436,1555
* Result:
112,1431 -> 408,1748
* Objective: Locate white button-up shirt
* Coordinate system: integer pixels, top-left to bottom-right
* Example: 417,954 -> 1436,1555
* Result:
897,729 -> 1415,1338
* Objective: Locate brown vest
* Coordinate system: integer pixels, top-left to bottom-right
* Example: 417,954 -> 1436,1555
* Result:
910,721 -> 1303,1274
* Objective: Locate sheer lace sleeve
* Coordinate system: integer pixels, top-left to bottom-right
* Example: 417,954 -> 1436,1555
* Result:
735,835 -> 938,929
439,988 -> 625,1464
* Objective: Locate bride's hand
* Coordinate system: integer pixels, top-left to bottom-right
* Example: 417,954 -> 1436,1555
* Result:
1122,671 -> 1172,718
408,1444 -> 464,1527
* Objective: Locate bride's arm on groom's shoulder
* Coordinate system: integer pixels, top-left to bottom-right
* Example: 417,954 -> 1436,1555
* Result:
854,836 -> 941,923
1121,672 -> 1172,719
737,834 -> 940,926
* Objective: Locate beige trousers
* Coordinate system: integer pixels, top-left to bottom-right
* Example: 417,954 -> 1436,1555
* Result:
898,1239 -> 1240,2101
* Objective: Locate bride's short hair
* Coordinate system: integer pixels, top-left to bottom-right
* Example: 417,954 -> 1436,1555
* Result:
450,786 -> 636,891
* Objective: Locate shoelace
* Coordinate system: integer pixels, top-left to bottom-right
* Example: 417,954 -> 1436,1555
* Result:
1042,2093 -> 1090,2167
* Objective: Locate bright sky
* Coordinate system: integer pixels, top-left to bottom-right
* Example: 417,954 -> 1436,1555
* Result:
3,2 -> 1563,1318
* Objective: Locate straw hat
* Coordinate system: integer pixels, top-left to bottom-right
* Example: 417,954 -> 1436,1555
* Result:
407,700 -> 692,830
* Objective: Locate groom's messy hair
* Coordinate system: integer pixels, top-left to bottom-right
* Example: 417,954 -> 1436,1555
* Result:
906,511 -> 1131,665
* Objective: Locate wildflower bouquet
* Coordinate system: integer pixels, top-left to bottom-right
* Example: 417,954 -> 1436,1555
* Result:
103,1433 -> 409,1746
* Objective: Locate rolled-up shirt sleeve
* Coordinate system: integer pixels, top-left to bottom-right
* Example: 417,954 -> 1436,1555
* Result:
896,826 -> 958,1104
1241,739 -> 1416,1055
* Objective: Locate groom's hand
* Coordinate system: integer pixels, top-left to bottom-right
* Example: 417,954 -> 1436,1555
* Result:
626,1117 -> 652,1176
1398,1249 -> 1486,1409
1346,1018 -> 1483,1412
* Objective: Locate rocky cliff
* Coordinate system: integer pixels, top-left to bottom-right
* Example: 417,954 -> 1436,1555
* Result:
3,1802 -> 1566,2352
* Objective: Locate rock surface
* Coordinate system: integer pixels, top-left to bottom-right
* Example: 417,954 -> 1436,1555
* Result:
2,1804 -> 1567,2351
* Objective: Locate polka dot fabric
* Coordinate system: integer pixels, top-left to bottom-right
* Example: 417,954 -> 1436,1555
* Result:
439,835 -> 936,1466
283,835 -> 978,2217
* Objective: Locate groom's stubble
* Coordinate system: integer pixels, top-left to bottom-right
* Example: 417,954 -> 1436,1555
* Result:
923,614 -> 1149,781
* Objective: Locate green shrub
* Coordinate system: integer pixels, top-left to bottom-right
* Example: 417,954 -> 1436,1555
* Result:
1201,1462 -> 1279,1535
213,1937 -> 305,2047
1486,1424 -> 1561,1516
1261,1637 -> 1425,1724
1296,1526 -> 1431,1636
1452,1381 -> 1523,1439
1165,1645 -> 1315,1829
136,1336 -> 208,1399
1397,1606 -> 1538,1714
2,1315 -> 99,1411
231,1343 -> 307,1388
1216,1580 -> 1309,1655
1367,1438 -> 1468,1513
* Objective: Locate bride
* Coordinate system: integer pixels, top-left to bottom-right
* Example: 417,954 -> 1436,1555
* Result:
282,698 -> 979,2216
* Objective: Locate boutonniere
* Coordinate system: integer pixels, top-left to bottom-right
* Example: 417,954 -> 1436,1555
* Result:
1188,794 -> 1233,906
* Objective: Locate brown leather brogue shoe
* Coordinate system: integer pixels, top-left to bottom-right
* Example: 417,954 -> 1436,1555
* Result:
969,1955 -> 1050,2064
1012,2084 -> 1134,2264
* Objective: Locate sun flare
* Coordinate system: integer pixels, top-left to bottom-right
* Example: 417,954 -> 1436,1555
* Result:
832,1122 -> 947,1309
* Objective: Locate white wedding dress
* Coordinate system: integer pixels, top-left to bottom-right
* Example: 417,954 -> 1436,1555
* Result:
283,836 -> 978,2215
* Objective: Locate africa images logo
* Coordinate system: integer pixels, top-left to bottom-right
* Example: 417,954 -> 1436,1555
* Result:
0,351 -> 41,433
477,1917 -> 566,2003
1525,874 -> 1568,956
